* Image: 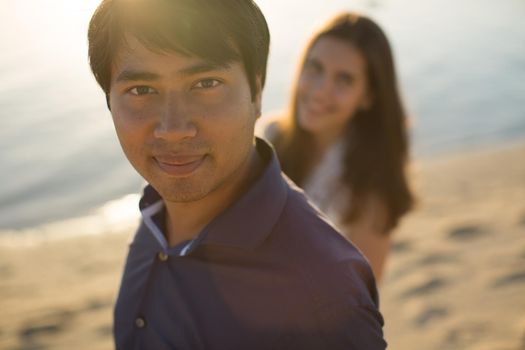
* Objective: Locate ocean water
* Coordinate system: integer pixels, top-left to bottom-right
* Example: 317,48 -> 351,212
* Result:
1,0 -> 524,233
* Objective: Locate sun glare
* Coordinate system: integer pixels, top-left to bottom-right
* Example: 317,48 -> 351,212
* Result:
10,0 -> 101,45
4,0 -> 104,71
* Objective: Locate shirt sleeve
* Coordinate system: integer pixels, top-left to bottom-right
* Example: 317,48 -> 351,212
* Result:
309,257 -> 387,349
316,302 -> 387,349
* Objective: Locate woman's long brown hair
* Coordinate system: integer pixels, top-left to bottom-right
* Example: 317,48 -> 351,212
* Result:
274,13 -> 414,232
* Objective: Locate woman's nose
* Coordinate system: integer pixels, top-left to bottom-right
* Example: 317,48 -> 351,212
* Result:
310,74 -> 332,98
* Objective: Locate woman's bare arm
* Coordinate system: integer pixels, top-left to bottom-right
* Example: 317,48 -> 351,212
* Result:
343,195 -> 391,283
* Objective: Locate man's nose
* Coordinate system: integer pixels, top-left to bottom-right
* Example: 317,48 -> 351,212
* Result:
153,94 -> 197,141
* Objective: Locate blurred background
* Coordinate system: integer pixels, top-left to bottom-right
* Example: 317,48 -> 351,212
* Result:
1,0 -> 524,231
1,0 -> 524,349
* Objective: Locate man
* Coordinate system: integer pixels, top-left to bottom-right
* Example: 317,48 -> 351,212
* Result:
88,0 -> 386,348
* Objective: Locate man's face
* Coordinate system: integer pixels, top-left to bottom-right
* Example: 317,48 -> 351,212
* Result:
109,36 -> 261,203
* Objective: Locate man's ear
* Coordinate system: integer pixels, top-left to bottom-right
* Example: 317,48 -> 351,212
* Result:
106,93 -> 111,111
253,75 -> 263,119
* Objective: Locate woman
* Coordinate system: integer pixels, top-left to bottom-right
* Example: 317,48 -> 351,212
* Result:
263,12 -> 414,281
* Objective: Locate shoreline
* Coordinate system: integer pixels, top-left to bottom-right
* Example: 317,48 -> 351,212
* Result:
2,137 -> 524,242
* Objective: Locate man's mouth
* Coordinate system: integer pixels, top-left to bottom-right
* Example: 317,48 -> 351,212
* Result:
153,154 -> 206,177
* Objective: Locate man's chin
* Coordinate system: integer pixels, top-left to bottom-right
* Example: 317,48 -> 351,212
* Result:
158,188 -> 209,203
152,180 -> 211,203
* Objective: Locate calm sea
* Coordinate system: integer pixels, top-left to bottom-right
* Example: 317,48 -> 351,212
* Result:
1,0 -> 524,233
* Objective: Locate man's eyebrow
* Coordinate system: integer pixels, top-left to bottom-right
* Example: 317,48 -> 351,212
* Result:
177,62 -> 232,77
115,62 -> 232,83
115,70 -> 160,83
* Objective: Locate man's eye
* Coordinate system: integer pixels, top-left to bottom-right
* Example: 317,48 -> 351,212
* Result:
193,79 -> 221,89
129,86 -> 156,95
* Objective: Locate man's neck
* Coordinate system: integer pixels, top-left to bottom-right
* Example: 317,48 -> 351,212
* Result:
163,146 -> 264,247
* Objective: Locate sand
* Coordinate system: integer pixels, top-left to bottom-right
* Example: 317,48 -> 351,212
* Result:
1,142 -> 524,350
381,142 -> 525,350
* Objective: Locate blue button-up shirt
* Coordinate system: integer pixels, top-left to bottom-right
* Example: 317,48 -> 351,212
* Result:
114,138 -> 386,349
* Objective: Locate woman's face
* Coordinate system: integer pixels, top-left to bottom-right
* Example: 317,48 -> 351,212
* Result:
297,36 -> 371,139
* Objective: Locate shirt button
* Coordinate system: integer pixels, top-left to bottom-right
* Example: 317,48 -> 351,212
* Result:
135,317 -> 146,328
157,252 -> 169,261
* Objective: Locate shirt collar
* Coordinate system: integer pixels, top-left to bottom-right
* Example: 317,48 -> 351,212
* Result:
138,137 -> 289,251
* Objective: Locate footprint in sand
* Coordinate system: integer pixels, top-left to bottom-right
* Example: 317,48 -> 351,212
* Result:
443,322 -> 488,348
391,239 -> 411,254
96,324 -> 113,338
0,264 -> 12,278
84,298 -> 112,312
19,309 -> 75,347
448,224 -> 488,241
387,253 -> 456,283
418,252 -> 459,266
413,306 -> 449,327
491,270 -> 525,288
399,276 -> 447,299
388,254 -> 457,283
519,212 -> 525,227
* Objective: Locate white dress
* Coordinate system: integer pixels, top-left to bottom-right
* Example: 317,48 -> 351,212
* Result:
260,119 -> 350,231
302,139 -> 351,232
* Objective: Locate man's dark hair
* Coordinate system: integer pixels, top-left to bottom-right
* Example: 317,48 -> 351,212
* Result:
88,0 -> 270,101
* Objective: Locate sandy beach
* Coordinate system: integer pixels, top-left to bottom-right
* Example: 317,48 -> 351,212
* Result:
1,142 -> 524,350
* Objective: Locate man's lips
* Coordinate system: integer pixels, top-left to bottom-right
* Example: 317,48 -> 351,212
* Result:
153,154 -> 206,176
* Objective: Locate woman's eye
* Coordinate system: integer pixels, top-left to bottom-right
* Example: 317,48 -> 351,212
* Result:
129,86 -> 156,95
336,74 -> 354,87
194,79 -> 221,89
304,60 -> 322,75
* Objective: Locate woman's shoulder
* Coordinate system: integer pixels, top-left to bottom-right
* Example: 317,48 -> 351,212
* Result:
352,192 -> 392,234
255,112 -> 287,143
